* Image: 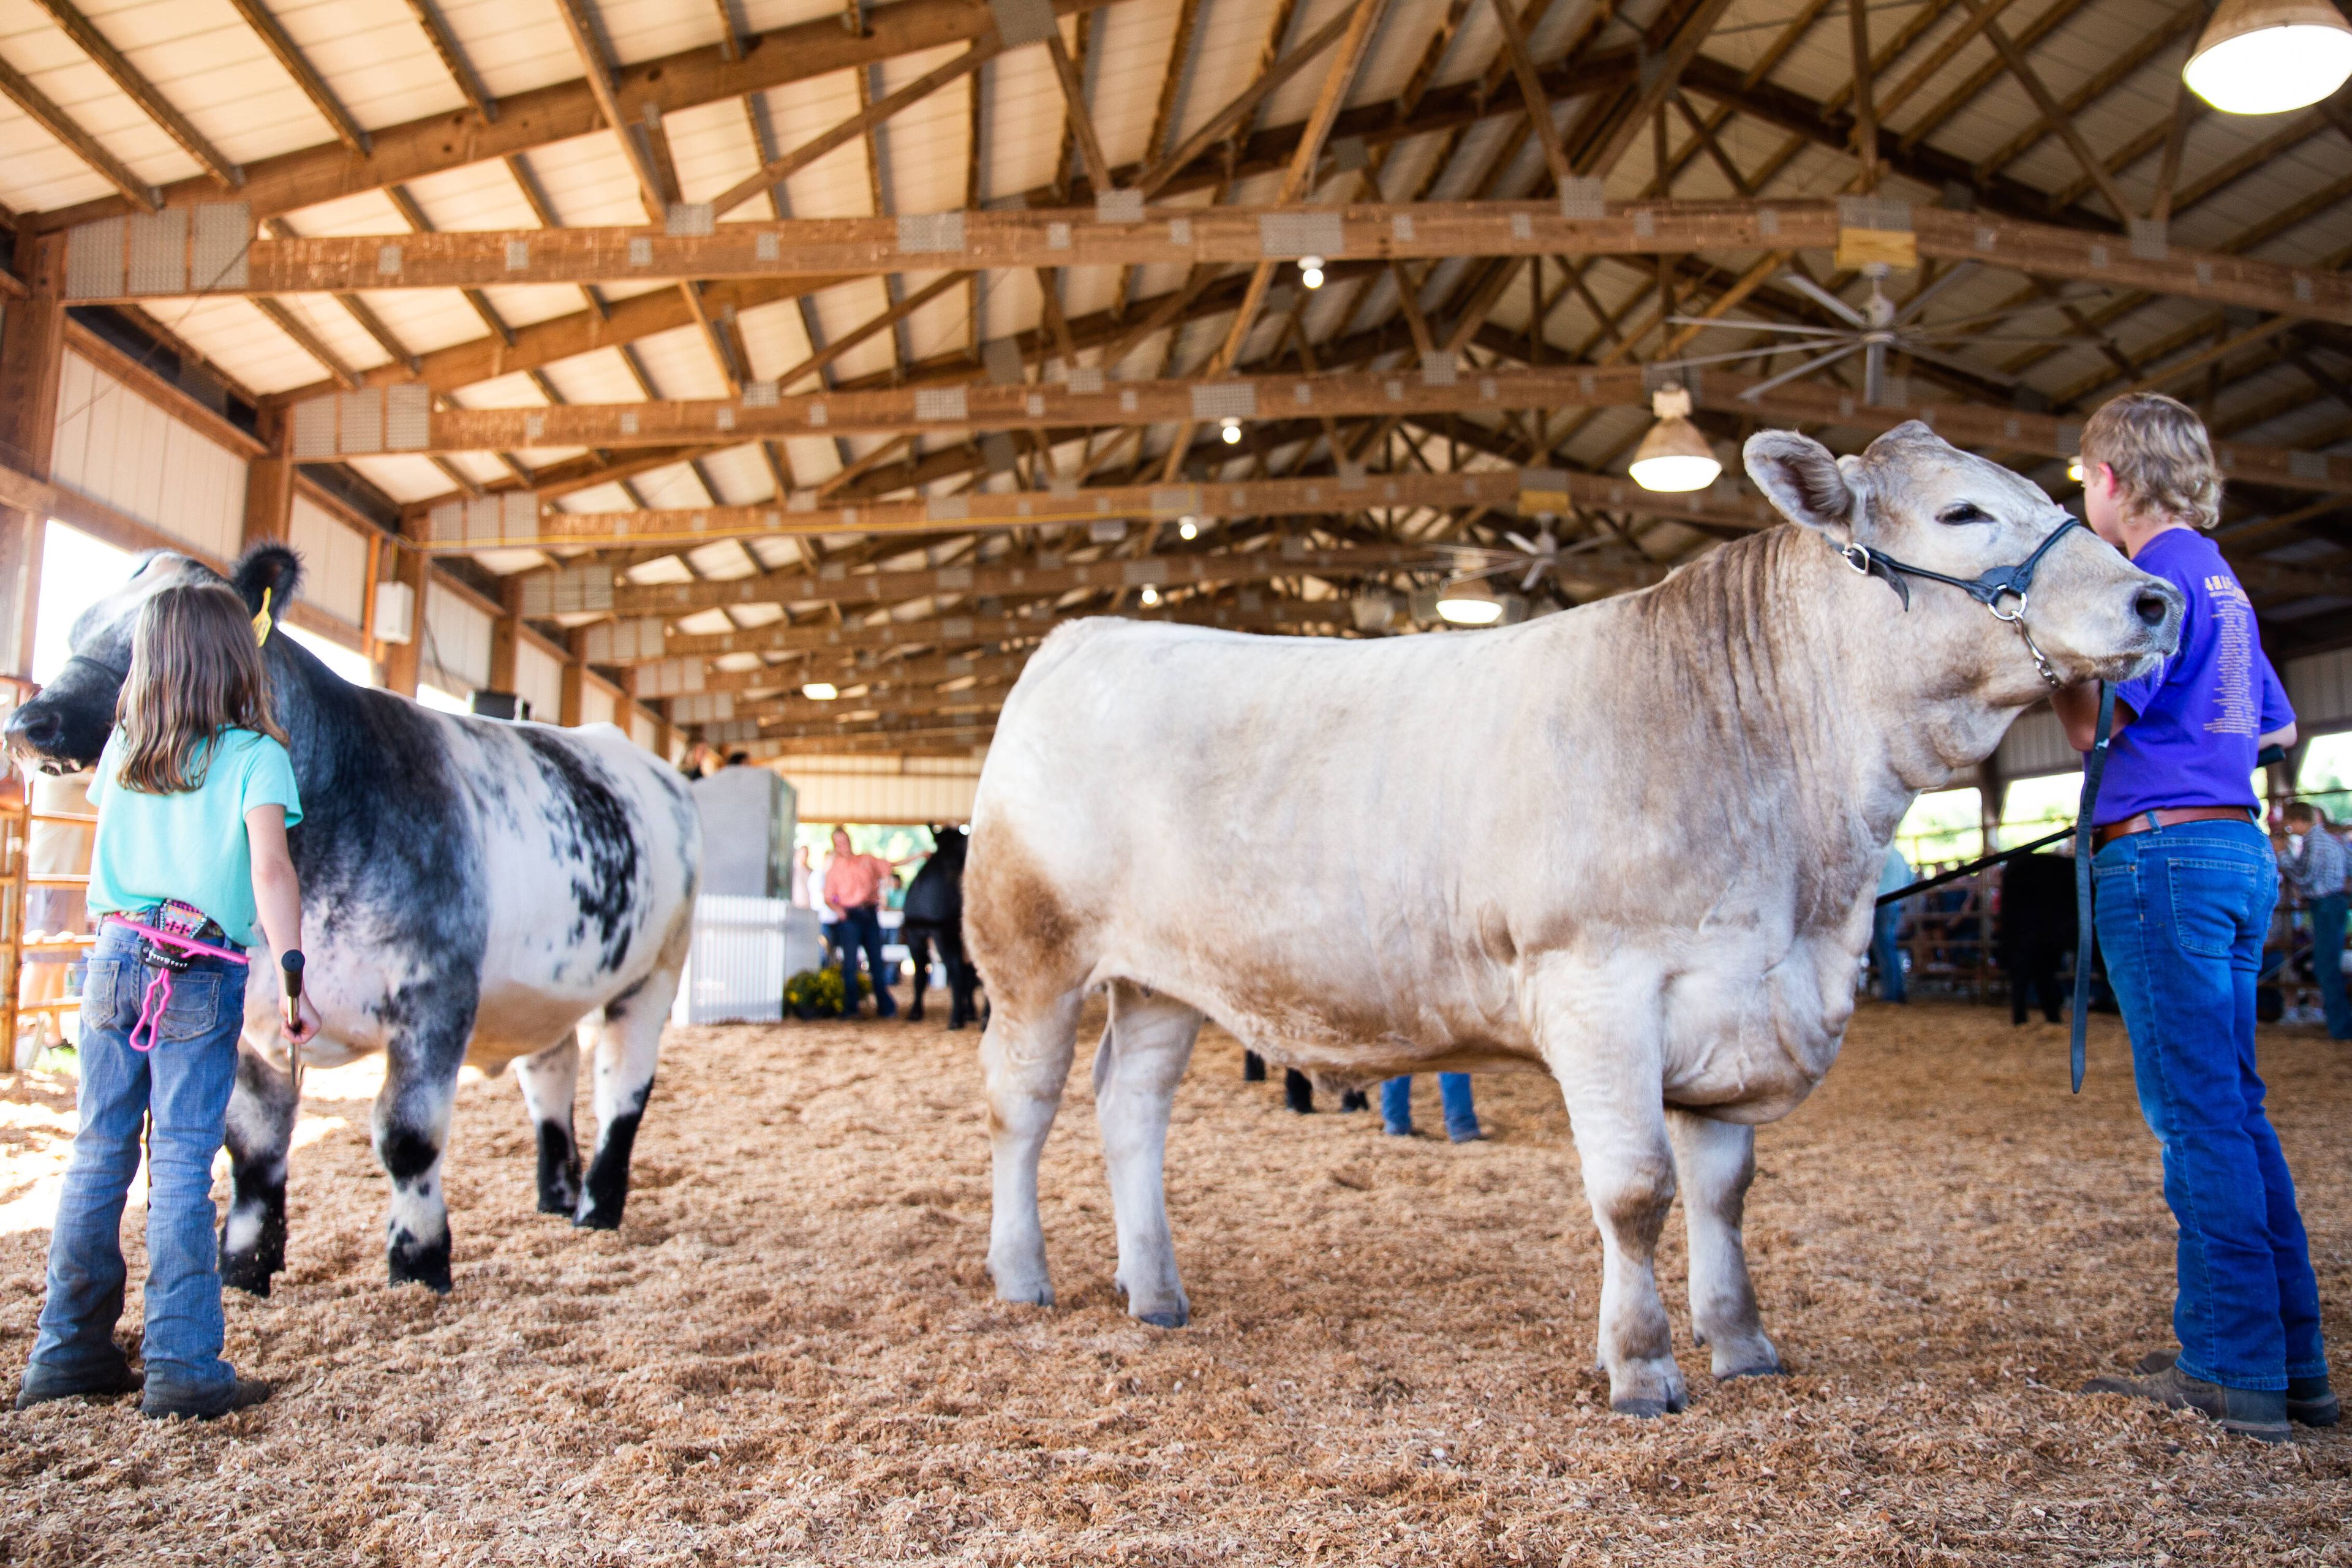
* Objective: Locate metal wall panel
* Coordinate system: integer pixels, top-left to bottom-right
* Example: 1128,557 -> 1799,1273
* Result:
287,496 -> 368,627
51,351 -> 246,565
422,586 -> 492,696
514,640 -> 564,723
783,768 -> 981,824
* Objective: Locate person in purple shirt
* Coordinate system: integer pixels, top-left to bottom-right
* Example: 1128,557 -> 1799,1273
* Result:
2052,393 -> 2333,1443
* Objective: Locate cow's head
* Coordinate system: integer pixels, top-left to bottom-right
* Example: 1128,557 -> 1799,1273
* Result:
5,545 -> 302,774
1744,421 -> 2181,703
927,823 -> 971,869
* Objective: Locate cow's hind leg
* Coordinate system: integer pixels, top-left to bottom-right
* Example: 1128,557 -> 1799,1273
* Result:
904,929 -> 932,1022
982,987 -> 1082,1306
375,1027 -> 467,1293
516,1036 -> 582,1216
1665,1107 -> 1781,1379
576,965 -> 677,1230
219,1044 -> 299,1295
1093,981 -> 1203,1327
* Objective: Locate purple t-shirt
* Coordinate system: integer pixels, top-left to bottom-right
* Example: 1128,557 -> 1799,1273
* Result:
2093,527 -> 2291,827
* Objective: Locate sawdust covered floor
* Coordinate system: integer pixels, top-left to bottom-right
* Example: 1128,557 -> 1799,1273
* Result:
1,999 -> 2348,1565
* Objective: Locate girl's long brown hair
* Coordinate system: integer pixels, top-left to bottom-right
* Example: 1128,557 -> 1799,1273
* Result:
113,582 -> 287,794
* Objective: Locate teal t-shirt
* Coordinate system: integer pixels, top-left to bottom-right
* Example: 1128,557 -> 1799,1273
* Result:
87,727 -> 303,948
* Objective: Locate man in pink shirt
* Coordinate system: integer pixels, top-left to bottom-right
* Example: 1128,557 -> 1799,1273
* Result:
823,826 -> 915,1019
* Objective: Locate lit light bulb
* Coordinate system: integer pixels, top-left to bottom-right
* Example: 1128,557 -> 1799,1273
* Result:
1220,417 -> 1243,445
1299,254 -> 1326,289
1178,516 -> 1198,540
1139,585 -> 1161,607
1434,581 -> 1504,625
2184,0 -> 2352,113
2067,458 -> 2085,484
1628,384 -> 1722,494
802,682 -> 839,701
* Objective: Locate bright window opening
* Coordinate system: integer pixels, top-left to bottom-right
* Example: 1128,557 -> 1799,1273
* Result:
1894,787 -> 1982,865
31,521 -> 132,685
282,623 -> 376,688
417,684 -> 470,715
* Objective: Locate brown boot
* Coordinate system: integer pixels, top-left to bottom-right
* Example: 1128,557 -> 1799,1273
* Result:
2135,1349 -> 2340,1428
2082,1360 -> 2289,1442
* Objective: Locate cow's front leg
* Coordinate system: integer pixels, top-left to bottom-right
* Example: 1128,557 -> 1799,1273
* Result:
576,964 -> 676,1229
515,1036 -> 582,1216
982,987 -> 1082,1306
219,1042 -> 299,1295
1531,964 -> 1686,1416
375,1033 -> 464,1293
1665,1107 -> 1781,1379
1094,981 -> 1203,1327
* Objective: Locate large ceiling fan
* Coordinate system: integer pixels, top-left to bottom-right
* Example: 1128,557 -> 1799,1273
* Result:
1645,260 -> 2105,407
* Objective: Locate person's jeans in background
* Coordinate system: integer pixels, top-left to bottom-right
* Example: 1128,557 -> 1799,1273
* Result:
834,904 -> 897,1019
1381,1074 -> 1480,1141
2309,891 -> 2351,1040
28,921 -> 247,1403
1871,902 -> 1907,1003
2094,818 -> 2325,1392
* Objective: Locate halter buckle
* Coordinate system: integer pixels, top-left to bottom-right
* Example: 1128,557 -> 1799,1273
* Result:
1838,542 -> 1874,576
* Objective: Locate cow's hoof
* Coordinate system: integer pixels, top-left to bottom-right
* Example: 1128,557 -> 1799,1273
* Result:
1136,1307 -> 1189,1329
537,1192 -> 574,1217
572,1205 -> 623,1232
995,1285 -> 1055,1308
1611,1396 -> 1682,1418
1717,1360 -> 1786,1381
388,1232 -> 453,1295
219,1254 -> 275,1297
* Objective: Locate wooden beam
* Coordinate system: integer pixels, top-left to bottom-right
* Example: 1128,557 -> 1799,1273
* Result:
1485,0 -> 1573,186
1956,0 -> 2136,223
32,0 -> 1146,236
0,235 -> 64,676
1042,26 -> 1115,196
26,0 -> 243,189
225,0 -> 371,156
342,362 -> 2352,497
0,51 -> 155,212
90,200 -> 2348,324
252,298 -> 359,390
399,0 -> 496,122
551,0 -> 669,221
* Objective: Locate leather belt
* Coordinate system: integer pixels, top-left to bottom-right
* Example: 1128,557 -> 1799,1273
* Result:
2092,805 -> 2260,850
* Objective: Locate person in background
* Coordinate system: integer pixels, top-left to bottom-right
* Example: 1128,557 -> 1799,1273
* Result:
18,582 -> 321,1421
1872,840 -> 1912,1003
1381,1074 -> 1482,1142
790,845 -> 815,911
822,826 -> 918,1019
2054,392 -> 2329,1443
2282,802 -> 2350,1040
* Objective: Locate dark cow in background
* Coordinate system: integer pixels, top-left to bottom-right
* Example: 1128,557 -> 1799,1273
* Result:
1997,853 -> 2078,1025
901,824 -> 982,1028
5,546 -> 701,1294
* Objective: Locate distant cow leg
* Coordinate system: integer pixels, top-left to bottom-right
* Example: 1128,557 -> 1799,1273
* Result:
515,1036 -> 582,1216
1093,981 -> 1204,1328
1665,1107 -> 1781,1379
903,928 -> 933,1022
576,964 -> 677,1231
982,987 -> 1084,1306
1533,964 -> 1685,1416
938,927 -> 979,1030
219,1044 -> 298,1295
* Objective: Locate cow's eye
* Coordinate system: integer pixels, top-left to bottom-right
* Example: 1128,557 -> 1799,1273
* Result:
1937,502 -> 1989,525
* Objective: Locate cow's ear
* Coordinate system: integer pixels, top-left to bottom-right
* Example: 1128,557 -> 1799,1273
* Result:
230,543 -> 304,619
1744,430 -> 1860,540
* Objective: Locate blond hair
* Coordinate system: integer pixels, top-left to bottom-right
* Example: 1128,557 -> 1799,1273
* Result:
113,581 -> 286,794
2080,391 -> 2223,531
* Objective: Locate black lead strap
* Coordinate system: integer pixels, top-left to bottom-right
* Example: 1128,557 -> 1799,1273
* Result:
2069,680 -> 2116,1093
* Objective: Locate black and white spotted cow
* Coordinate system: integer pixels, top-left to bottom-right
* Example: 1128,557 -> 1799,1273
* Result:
4,546 -> 701,1293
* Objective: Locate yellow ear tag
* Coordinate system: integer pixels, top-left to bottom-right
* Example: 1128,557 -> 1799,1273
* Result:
252,585 -> 273,647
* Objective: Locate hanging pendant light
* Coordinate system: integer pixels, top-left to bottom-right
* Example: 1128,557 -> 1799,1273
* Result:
2184,0 -> 2352,113
1629,384 -> 1722,493
802,682 -> 839,701
1435,578 -> 1505,625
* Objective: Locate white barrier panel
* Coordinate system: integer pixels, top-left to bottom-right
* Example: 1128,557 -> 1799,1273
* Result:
674,895 -> 824,1025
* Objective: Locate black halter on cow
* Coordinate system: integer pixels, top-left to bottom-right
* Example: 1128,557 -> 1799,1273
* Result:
899,824 -> 982,1029
4,545 -> 702,1295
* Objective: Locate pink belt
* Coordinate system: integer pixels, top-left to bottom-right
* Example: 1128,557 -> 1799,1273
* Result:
103,913 -> 247,1053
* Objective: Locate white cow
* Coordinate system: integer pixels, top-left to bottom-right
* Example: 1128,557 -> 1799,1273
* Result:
963,423 -> 2181,1415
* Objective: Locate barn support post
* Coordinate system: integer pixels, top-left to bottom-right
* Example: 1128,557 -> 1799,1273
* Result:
0,234 -> 64,682
241,404 -> 294,550
559,629 -> 585,725
488,576 -> 521,698
380,542 -> 427,696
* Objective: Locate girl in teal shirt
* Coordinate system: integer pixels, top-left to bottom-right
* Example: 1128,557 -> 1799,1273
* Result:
18,581 -> 320,1420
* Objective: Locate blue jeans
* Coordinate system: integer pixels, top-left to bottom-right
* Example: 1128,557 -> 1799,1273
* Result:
1381,1074 -> 1479,1140
2094,818 -> 2324,1392
2309,892 -> 2351,1040
30,921 -> 247,1400
834,905 -> 896,1018
1871,903 -> 1907,1002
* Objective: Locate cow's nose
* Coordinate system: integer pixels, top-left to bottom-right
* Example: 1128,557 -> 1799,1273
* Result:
6,706 -> 58,750
2133,590 -> 2173,628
